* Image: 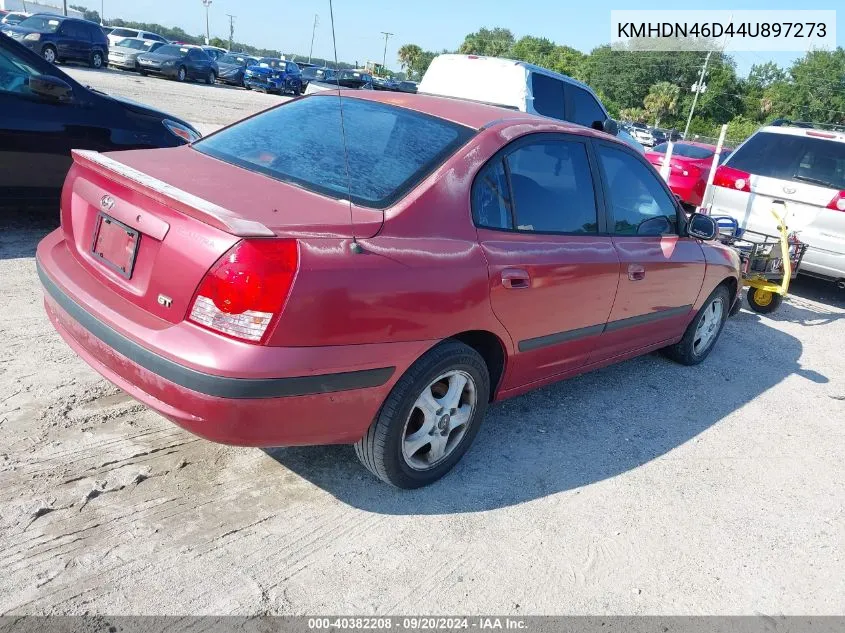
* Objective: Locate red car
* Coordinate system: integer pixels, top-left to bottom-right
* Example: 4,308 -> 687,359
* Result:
37,91 -> 741,488
645,142 -> 732,208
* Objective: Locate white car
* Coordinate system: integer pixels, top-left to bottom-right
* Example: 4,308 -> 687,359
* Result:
105,27 -> 167,48
1,11 -> 29,25
418,54 -> 644,153
706,121 -> 845,287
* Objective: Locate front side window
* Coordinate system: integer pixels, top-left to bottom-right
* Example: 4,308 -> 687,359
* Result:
568,85 -> 606,129
597,145 -> 678,236
531,73 -> 565,120
194,96 -> 473,208
17,16 -> 62,32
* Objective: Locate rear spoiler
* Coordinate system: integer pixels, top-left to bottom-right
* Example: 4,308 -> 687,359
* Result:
71,149 -> 275,237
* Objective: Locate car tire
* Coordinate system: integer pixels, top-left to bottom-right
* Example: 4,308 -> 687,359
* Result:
354,340 -> 490,489
176,66 -> 187,82
42,46 -> 57,64
746,287 -> 783,314
662,284 -> 730,366
138,69 -> 147,76
90,51 -> 104,69
206,70 -> 216,85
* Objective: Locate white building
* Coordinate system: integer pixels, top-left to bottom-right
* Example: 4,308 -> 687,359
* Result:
0,0 -> 83,18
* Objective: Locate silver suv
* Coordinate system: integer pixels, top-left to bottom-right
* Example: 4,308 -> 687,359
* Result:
707,121 -> 845,287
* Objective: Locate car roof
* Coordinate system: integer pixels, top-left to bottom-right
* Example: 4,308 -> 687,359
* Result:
310,90 -> 610,135
759,125 -> 845,144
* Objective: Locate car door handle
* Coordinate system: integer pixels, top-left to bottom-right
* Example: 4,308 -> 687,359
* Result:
627,264 -> 646,281
502,268 -> 530,289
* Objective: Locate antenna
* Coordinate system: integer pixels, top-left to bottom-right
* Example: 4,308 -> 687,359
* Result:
327,0 -> 361,254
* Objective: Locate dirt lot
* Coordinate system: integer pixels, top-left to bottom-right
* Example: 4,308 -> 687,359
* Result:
1,67 -> 844,616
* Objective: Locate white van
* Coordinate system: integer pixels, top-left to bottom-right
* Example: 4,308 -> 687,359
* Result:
419,54 -> 643,152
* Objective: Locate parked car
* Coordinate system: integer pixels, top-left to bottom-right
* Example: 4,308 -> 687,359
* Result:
629,123 -> 654,147
137,44 -> 218,83
1,11 -> 29,26
372,76 -> 398,91
36,91 -> 740,489
108,37 -> 165,71
300,65 -> 335,91
396,80 -> 418,94
645,141 -> 731,208
707,121 -> 845,287
105,27 -> 167,48
2,13 -> 108,68
201,45 -> 227,61
215,52 -> 258,87
419,54 -> 644,153
243,57 -> 301,94
0,32 -> 200,207
333,69 -> 373,89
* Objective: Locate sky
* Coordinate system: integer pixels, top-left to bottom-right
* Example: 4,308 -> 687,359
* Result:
72,0 -> 843,75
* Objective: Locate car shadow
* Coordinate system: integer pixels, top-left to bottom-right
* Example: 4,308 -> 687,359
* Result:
0,207 -> 59,260
784,275 -> 845,317
265,312 -> 823,514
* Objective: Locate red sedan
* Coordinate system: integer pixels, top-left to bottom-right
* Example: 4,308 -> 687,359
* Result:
37,91 -> 741,488
645,142 -> 732,208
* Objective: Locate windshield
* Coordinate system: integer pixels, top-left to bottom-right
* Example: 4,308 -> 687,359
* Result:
116,38 -> 147,50
153,45 -> 187,57
653,143 -> 714,159
219,54 -> 249,65
729,131 -> 845,190
194,96 -> 473,208
258,58 -> 282,68
17,16 -> 62,32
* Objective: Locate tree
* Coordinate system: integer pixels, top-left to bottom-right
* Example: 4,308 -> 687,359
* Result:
397,44 -> 423,74
619,107 -> 647,123
747,61 -> 786,90
458,27 -> 514,57
643,81 -> 680,127
510,36 -> 555,66
70,4 -> 100,23
410,50 -> 437,80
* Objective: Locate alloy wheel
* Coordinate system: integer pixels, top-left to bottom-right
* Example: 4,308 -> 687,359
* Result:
693,297 -> 724,356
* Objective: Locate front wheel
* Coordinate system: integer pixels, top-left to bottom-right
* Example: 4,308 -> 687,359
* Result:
354,340 -> 490,489
42,46 -> 57,64
176,66 -> 187,82
747,287 -> 783,314
206,70 -> 216,85
662,285 -> 730,366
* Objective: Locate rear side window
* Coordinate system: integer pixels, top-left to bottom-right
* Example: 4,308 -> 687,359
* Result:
194,96 -> 474,208
531,73 -> 565,120
568,85 -> 606,129
729,131 -> 845,190
110,28 -> 137,38
472,139 -> 599,234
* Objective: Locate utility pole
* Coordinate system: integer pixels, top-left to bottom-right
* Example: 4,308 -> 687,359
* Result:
62,0 -> 67,16
100,0 -> 104,24
226,14 -> 235,50
380,31 -> 393,75
308,14 -> 319,63
201,0 -> 212,45
683,49 -> 712,139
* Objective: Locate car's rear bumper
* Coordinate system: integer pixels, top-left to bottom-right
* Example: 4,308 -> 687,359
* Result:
37,230 -> 433,446
109,56 -> 137,69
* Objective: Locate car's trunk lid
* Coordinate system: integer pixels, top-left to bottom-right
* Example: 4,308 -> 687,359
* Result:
61,147 -> 381,324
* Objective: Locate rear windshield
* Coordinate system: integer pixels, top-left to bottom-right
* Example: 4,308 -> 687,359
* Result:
154,45 -> 188,57
219,54 -> 250,65
728,131 -> 845,190
110,28 -> 137,37
117,38 -> 147,50
194,96 -> 474,208
653,143 -> 714,159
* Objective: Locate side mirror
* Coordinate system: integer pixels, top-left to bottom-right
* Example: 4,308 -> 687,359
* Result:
29,74 -> 74,103
601,118 -> 618,136
687,213 -> 718,240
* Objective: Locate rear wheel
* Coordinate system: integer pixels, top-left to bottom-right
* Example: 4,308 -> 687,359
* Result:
747,287 -> 783,314
662,285 -> 730,366
206,70 -> 216,85
354,340 -> 490,489
90,50 -> 104,69
42,46 -> 57,64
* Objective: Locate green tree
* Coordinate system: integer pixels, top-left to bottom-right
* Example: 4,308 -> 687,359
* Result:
70,4 -> 100,23
397,44 -> 423,74
619,107 -> 647,123
458,27 -> 514,57
643,81 -> 680,127
546,45 -> 584,77
510,36 -> 555,65
410,50 -> 437,80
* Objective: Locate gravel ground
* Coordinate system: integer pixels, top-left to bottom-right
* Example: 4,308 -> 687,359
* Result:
1,68 -> 844,616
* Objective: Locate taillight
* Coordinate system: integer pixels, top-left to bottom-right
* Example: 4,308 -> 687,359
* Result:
713,165 -> 751,192
188,239 -> 299,343
827,191 -> 845,212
